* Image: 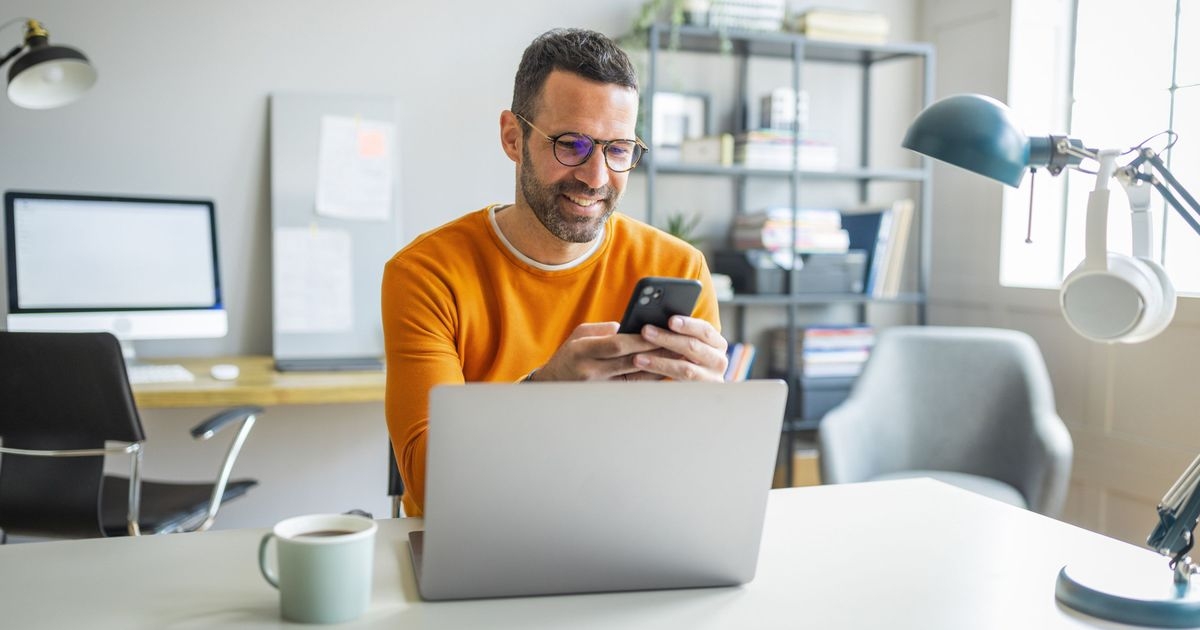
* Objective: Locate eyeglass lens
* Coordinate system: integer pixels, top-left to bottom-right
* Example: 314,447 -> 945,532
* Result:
553,133 -> 642,171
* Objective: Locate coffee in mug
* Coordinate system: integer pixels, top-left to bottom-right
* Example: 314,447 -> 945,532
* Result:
258,513 -> 377,624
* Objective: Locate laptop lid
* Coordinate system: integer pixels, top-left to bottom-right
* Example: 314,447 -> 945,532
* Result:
411,380 -> 787,600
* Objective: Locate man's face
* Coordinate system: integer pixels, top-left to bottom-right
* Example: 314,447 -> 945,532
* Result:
517,70 -> 639,244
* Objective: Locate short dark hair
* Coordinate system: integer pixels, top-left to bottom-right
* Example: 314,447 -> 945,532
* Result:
511,28 -> 638,124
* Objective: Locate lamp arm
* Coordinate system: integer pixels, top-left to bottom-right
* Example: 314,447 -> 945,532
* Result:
1121,149 -> 1200,239
1148,452 -> 1200,578
0,17 -> 37,67
0,43 -> 22,67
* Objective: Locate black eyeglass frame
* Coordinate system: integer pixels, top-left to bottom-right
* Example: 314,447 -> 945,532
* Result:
513,112 -> 648,173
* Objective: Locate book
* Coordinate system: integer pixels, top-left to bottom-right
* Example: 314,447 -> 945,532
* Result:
878,199 -> 915,297
733,129 -> 839,171
790,8 -> 890,44
723,342 -> 758,382
838,209 -> 885,295
734,343 -> 757,381
732,207 -> 849,253
708,0 -> 787,31
767,325 -> 875,375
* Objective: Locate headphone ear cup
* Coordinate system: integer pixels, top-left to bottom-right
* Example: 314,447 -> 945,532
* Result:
1060,253 -> 1171,343
1125,256 -> 1176,343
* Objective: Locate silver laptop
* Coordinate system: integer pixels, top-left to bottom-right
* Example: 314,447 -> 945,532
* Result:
408,380 -> 788,600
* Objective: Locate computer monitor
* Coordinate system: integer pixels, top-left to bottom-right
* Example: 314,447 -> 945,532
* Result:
4,191 -> 227,347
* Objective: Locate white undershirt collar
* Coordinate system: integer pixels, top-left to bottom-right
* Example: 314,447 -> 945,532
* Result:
488,204 -> 604,271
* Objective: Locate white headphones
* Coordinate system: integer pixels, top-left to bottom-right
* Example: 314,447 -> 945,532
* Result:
1060,150 -> 1176,343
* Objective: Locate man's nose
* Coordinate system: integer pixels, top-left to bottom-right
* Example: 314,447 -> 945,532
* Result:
574,149 -> 611,190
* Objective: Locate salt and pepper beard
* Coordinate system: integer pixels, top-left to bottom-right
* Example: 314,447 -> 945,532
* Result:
519,141 -> 618,244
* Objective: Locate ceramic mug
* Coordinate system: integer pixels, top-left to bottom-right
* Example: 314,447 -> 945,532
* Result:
258,513 -> 377,624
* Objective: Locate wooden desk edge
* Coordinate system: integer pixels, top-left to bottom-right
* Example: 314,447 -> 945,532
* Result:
131,356 -> 386,409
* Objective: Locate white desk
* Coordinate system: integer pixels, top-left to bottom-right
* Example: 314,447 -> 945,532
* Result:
0,479 -> 1163,628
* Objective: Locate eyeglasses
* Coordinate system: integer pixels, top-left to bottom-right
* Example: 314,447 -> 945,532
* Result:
514,112 -> 648,173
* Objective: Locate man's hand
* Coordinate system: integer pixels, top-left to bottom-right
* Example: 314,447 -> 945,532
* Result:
631,316 -> 728,382
532,322 -> 664,382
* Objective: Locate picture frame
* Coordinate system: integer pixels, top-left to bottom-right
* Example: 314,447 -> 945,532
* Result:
651,92 -> 709,149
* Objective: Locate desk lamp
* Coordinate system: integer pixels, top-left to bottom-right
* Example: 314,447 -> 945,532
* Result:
0,17 -> 96,109
904,93 -> 1200,627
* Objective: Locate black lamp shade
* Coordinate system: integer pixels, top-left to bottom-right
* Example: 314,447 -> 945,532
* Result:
7,43 -> 96,109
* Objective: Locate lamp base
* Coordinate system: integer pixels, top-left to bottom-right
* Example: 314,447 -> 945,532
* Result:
1056,556 -> 1200,627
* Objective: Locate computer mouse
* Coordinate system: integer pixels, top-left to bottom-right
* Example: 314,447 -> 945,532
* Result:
210,363 -> 240,381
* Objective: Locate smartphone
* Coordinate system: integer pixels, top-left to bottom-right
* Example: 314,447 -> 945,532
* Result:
618,277 -> 703,334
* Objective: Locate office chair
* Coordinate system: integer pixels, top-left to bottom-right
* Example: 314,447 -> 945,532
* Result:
818,326 -> 1073,516
388,446 -> 405,518
0,331 -> 261,540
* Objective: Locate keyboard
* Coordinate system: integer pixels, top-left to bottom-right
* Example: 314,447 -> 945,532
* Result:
126,363 -> 196,385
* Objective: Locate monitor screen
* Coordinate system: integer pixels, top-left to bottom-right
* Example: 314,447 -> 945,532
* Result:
4,191 -> 227,340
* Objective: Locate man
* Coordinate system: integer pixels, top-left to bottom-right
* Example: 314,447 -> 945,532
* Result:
383,28 -> 727,517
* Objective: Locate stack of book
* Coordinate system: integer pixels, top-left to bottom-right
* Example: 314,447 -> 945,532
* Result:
724,342 -> 757,381
788,8 -> 890,44
707,0 -> 786,31
734,129 -> 838,171
769,325 -> 876,378
731,207 -> 849,254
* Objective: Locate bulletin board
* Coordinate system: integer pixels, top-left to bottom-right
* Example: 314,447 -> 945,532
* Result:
269,92 -> 402,371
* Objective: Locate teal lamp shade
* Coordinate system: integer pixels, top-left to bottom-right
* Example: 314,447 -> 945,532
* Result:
902,94 -> 1034,188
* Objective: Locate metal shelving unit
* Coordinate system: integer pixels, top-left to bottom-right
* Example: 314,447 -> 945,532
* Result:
637,23 -> 935,477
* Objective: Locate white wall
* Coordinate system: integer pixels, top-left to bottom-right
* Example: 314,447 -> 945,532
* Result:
0,0 -> 922,530
920,0 -> 1200,546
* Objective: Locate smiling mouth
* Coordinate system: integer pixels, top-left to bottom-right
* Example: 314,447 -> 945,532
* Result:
564,193 -> 602,208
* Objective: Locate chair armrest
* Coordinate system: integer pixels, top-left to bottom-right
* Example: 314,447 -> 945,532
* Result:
189,406 -> 263,532
1025,409 -> 1074,517
0,442 -> 139,457
818,397 -> 880,484
190,406 -> 265,440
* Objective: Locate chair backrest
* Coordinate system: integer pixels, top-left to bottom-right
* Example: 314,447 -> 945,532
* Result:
819,326 -> 1069,511
0,331 -> 144,537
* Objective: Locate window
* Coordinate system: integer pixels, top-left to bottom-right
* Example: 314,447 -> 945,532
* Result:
1001,0 -> 1200,293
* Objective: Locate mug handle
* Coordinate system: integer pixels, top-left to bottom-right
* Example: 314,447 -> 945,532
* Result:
258,533 -> 279,589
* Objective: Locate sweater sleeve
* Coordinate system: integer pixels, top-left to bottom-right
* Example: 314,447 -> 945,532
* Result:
381,254 -> 463,518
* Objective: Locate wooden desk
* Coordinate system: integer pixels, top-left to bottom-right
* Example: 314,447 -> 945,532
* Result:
131,356 -> 385,409
0,479 -> 1164,628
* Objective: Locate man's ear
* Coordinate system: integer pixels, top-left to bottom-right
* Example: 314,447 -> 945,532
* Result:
500,110 -> 523,164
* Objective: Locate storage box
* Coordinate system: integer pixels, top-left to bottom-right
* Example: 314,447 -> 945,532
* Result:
787,375 -> 855,420
713,250 -> 866,295
714,249 -> 787,294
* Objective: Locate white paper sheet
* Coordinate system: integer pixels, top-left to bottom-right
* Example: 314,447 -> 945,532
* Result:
315,115 -> 395,221
273,226 -> 354,333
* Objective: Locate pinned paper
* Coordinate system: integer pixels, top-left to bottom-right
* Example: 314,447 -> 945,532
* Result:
273,226 -> 354,333
315,115 -> 396,221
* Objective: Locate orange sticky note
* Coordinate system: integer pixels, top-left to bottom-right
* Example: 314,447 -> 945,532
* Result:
358,129 -> 386,158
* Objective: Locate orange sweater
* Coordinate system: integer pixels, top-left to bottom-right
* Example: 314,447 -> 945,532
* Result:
382,206 -> 719,516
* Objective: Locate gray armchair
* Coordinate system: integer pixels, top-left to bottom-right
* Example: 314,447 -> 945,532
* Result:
818,326 -> 1073,516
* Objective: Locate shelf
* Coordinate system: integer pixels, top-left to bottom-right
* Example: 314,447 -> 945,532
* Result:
643,161 -> 928,181
640,22 -> 933,488
719,293 -> 925,306
652,24 -> 934,65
